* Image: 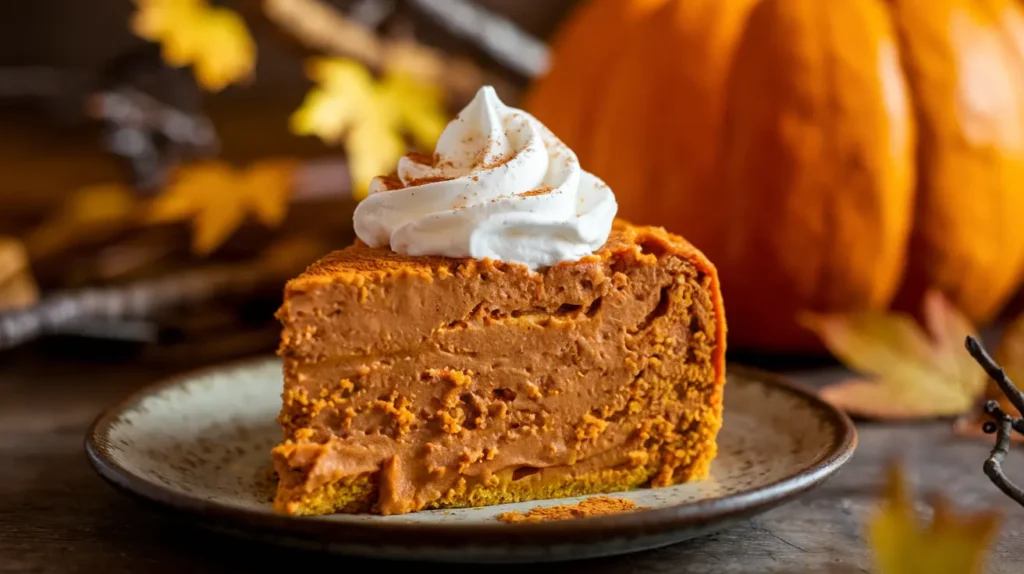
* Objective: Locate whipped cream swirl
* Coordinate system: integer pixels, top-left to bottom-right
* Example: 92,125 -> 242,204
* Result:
352,86 -> 618,270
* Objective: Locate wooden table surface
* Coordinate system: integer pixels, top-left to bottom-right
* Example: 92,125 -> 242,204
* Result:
3,342 -> 1023,574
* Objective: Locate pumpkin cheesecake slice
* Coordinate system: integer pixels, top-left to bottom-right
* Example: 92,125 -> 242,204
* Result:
271,87 -> 727,516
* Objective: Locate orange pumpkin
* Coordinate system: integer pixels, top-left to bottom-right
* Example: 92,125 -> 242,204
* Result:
525,0 -> 1024,353
888,0 -> 1024,322
525,0 -> 670,154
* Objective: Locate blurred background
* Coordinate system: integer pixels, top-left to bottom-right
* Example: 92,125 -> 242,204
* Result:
2,0 -> 1024,367
0,0 -> 581,366
8,5 -> 1024,571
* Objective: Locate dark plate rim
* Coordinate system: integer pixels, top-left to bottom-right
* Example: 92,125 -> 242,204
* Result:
84,356 -> 857,547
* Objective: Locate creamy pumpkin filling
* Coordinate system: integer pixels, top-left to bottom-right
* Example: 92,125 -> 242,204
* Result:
272,223 -> 725,515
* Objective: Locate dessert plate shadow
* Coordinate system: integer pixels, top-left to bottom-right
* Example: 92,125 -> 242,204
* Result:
85,357 -> 856,564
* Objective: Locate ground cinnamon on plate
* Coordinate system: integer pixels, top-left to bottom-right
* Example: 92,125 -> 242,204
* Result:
496,496 -> 641,523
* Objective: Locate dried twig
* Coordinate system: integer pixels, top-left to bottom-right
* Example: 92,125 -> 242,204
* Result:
349,0 -> 396,28
87,88 -> 218,153
0,264 -> 264,351
967,336 -> 1024,432
966,335 -> 1024,507
261,0 -> 510,103
88,87 -> 220,192
407,0 -> 549,78
0,235 -> 327,350
263,0 -> 382,67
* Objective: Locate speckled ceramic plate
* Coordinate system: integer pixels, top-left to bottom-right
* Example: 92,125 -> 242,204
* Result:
85,357 -> 855,563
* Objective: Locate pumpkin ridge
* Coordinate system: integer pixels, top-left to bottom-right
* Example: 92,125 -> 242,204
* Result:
818,0 -> 839,305
579,0 -> 758,255
889,0 -> 1024,323
982,0 -> 1024,295
715,0 -> 916,352
523,0 -> 669,160
525,0 -> 1024,354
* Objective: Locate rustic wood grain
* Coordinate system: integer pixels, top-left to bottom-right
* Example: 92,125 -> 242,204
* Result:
1,345 -> 1023,574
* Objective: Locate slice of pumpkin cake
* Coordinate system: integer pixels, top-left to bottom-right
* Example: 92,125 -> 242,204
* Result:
271,86 -> 727,516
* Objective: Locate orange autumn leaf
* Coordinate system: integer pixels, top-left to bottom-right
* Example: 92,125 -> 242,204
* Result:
25,183 -> 140,259
954,312 -> 1024,440
868,462 -> 1002,574
799,290 -> 986,419
0,236 -> 39,312
130,0 -> 255,92
146,159 -> 297,255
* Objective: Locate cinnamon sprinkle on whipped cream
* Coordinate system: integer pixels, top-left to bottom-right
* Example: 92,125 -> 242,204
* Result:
352,86 -> 618,270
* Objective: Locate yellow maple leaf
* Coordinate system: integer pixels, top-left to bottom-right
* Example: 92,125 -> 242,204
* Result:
290,58 -> 448,197
868,463 -> 1002,574
378,71 -> 447,151
291,59 -> 377,143
129,0 -> 255,92
146,159 -> 297,255
189,6 -> 256,92
799,290 -> 987,419
345,117 -> 406,201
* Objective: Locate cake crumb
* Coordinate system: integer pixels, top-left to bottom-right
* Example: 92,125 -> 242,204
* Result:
524,381 -> 543,400
496,496 -> 641,523
575,412 -> 609,441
